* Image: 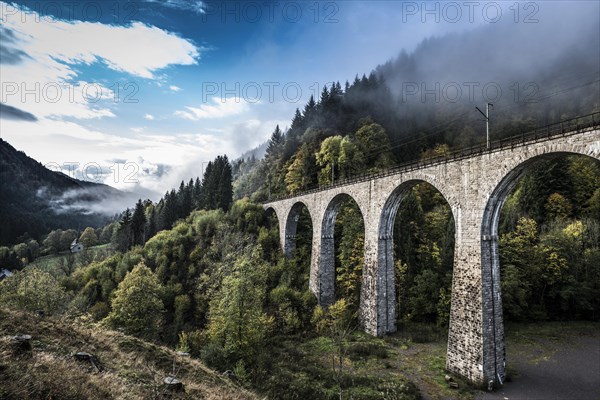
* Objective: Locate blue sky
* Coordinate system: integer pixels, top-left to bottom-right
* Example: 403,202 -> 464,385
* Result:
1,0 -> 585,204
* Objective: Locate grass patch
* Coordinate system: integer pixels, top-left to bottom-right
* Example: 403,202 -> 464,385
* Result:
396,322 -> 446,343
347,341 -> 389,361
0,307 -> 256,399
28,244 -> 113,276
253,333 -> 421,400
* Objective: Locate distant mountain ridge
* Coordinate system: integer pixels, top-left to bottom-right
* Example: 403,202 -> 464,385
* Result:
0,139 -> 122,246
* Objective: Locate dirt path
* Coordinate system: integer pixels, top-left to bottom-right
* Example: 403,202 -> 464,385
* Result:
476,334 -> 600,400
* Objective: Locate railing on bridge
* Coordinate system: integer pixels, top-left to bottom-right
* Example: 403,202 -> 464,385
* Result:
269,112 -> 600,202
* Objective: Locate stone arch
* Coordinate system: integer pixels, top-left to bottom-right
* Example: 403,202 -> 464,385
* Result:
264,206 -> 278,224
284,201 -> 313,258
264,206 -> 282,250
318,192 -> 365,306
377,179 -> 457,333
481,149 -> 600,387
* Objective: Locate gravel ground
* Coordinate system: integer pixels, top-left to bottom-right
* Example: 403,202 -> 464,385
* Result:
476,334 -> 600,400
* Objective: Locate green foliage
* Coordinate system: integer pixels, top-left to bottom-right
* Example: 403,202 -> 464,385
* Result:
499,217 -> 542,320
316,135 -> 366,185
339,136 -> 365,179
42,230 -> 61,254
0,268 -> 69,314
265,125 -> 284,160
568,156 -> 600,214
315,135 -> 343,185
0,245 -> 23,269
88,301 -> 110,321
177,331 -> 191,353
407,269 -> 441,322
285,143 -> 316,193
59,229 -> 78,252
334,201 -> 364,311
207,250 -> 274,360
421,143 -> 450,160
104,262 -> 165,339
354,121 -> 395,172
585,187 -> 600,219
131,199 -> 147,246
79,227 -> 98,248
312,299 -> 356,398
202,155 -> 233,211
393,184 -> 455,326
545,193 -> 572,220
228,198 -> 265,235
99,222 -> 117,244
12,243 -> 28,261
499,203 -> 600,321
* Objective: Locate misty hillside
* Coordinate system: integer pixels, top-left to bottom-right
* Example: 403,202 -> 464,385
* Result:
232,12 -> 599,200
376,14 -> 600,125
0,139 -> 123,246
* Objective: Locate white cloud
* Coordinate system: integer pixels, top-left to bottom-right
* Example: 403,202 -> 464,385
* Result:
224,118 -> 289,154
175,97 -> 251,120
145,0 -> 206,15
0,2 -> 200,121
2,14 -> 199,79
2,118 -> 235,201
169,85 -> 182,92
144,114 -> 155,121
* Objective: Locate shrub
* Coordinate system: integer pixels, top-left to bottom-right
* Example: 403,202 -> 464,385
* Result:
0,269 -> 69,314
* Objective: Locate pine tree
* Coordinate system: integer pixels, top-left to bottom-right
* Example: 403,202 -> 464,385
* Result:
160,190 -> 177,229
131,199 -> 147,246
201,156 -> 233,212
303,95 -> 317,121
201,161 -> 215,210
193,177 -> 202,209
266,125 -> 284,160
319,86 -> 330,108
184,178 -> 194,215
176,181 -> 186,219
113,208 -> 133,251
290,108 -> 304,132
216,155 -> 233,211
146,205 -> 157,240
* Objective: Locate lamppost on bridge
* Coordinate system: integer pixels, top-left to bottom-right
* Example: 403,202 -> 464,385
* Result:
476,103 -> 493,149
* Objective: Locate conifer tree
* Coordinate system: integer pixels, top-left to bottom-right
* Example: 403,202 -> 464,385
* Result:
131,199 -> 147,246
266,125 -> 284,160
193,177 -> 202,209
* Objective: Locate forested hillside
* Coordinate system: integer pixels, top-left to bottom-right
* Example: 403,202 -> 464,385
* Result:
0,139 -> 121,246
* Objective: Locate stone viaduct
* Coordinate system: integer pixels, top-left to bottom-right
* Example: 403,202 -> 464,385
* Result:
263,114 -> 600,388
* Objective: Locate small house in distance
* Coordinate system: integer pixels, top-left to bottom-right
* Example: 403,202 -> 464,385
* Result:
70,238 -> 84,253
0,269 -> 13,281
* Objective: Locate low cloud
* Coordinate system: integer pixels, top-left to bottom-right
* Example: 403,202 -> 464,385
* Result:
0,102 -> 37,121
144,0 -> 206,15
48,186 -> 141,215
175,97 -> 251,120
